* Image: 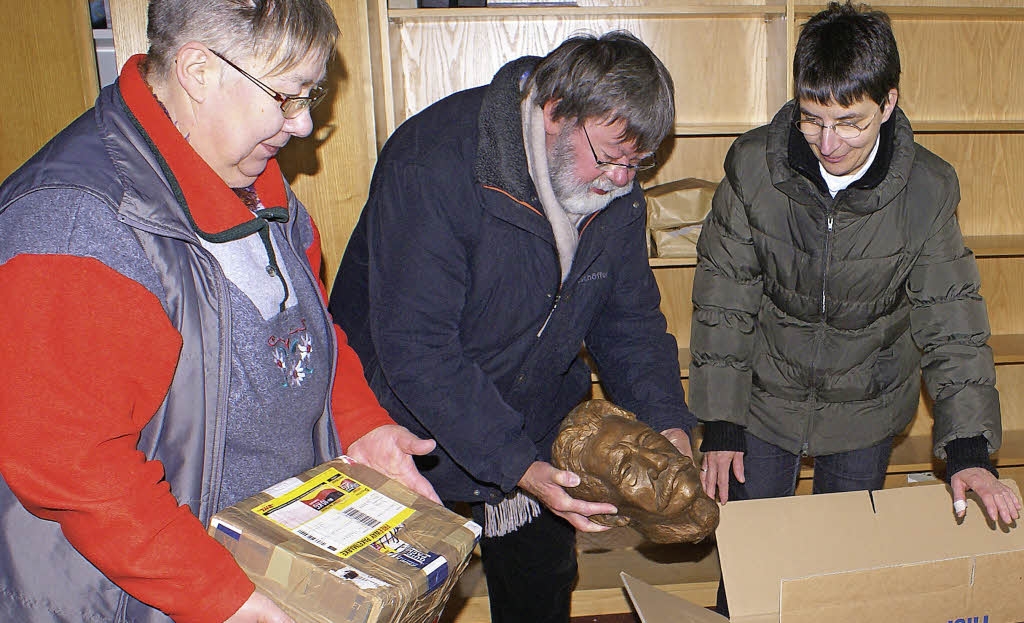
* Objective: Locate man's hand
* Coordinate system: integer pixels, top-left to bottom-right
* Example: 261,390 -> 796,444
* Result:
700,450 -> 745,504
347,424 -> 441,503
950,467 -> 1022,524
517,461 -> 617,531
660,428 -> 694,459
224,591 -> 293,623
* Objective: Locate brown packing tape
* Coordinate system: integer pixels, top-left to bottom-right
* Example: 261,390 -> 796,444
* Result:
208,458 -> 479,623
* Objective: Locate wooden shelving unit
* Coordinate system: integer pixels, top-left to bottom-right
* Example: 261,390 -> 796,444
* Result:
368,1 -> 1024,620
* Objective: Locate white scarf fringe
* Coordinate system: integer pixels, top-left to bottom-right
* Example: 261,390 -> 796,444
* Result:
483,489 -> 542,537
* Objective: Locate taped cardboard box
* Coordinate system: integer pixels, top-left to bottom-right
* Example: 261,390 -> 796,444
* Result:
209,457 -> 480,623
622,480 -> 1024,623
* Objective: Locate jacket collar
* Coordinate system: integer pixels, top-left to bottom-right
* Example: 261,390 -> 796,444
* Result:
768,99 -> 914,215
117,54 -> 289,242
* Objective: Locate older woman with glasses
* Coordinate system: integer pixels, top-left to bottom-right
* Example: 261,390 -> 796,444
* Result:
0,1 -> 438,622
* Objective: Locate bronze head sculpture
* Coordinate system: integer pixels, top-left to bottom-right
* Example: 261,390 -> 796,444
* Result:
551,399 -> 719,543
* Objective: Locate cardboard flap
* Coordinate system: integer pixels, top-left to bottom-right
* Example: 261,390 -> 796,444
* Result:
716,480 -> 1024,622
620,573 -> 728,623
716,489 -> 883,620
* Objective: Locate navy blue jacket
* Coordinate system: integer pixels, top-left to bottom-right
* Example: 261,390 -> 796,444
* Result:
330,56 -> 695,504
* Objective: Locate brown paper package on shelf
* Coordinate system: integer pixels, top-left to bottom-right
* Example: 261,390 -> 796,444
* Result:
209,457 -> 480,623
645,178 -> 717,259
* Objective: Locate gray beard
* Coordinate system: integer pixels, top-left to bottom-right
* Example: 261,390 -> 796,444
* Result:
550,128 -> 632,216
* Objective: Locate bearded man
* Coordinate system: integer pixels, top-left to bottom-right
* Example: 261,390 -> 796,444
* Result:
329,31 -> 695,623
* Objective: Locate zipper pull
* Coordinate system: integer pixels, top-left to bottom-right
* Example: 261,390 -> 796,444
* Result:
537,293 -> 561,337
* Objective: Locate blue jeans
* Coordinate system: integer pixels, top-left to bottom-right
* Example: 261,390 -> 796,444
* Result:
714,431 -> 893,616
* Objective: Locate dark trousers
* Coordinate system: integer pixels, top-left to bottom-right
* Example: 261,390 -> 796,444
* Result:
470,503 -> 577,623
714,432 -> 894,616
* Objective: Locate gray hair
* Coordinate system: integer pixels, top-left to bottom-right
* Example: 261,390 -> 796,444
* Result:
524,30 -> 675,154
145,0 -> 339,78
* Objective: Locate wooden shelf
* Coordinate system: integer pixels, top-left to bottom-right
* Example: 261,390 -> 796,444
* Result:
391,4 -> 787,20
991,334 -> 1024,363
796,4 -> 1024,19
673,122 -> 764,136
645,234 -> 1024,269
650,256 -> 698,268
912,120 -> 1024,133
966,234 -> 1024,257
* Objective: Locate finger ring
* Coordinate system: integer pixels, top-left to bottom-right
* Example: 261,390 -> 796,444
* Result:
701,467 -> 708,472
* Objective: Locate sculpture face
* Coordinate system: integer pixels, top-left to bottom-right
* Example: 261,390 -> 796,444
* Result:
578,416 -> 698,517
552,400 -> 719,543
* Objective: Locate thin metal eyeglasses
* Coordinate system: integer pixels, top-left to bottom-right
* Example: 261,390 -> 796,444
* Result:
210,50 -> 327,119
793,106 -> 882,140
582,125 -> 657,173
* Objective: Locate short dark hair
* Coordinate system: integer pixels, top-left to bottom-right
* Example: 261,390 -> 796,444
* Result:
524,30 -> 675,154
794,1 -> 900,107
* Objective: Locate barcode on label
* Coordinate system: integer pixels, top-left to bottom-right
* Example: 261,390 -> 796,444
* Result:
297,529 -> 329,548
343,506 -> 381,529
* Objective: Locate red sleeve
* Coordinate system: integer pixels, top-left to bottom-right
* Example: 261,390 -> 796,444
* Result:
0,255 -> 253,623
305,217 -> 395,449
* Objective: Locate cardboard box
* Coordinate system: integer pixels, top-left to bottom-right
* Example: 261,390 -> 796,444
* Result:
209,457 -> 480,623
622,480 -> 1024,623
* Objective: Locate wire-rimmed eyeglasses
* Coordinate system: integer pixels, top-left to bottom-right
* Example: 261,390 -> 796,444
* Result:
210,49 -> 327,119
793,106 -> 882,140
582,125 -> 657,173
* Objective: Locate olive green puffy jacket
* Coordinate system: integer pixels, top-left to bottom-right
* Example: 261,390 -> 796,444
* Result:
690,101 -> 1000,460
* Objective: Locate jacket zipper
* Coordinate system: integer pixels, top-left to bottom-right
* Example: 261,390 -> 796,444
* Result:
537,291 -> 561,337
806,210 -> 835,456
821,213 -> 834,318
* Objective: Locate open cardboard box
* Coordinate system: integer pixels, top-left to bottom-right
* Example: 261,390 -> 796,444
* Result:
622,479 -> 1024,623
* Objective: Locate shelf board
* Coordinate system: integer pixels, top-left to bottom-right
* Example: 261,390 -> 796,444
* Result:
390,5 -> 787,20
990,334 -> 1024,364
646,235 -> 1024,267
912,120 -> 1024,133
674,122 -> 763,136
796,4 -> 1024,20
965,234 -> 1024,257
649,256 -> 698,268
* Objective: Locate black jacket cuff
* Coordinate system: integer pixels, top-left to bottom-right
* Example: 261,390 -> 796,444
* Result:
944,435 -> 998,482
699,420 -> 747,453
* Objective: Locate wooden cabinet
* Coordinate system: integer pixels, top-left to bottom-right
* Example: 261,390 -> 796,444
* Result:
368,2 -> 1024,618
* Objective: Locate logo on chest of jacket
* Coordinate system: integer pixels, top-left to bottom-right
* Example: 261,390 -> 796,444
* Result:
578,271 -> 608,284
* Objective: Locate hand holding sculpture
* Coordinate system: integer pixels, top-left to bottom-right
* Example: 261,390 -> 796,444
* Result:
551,400 -> 719,543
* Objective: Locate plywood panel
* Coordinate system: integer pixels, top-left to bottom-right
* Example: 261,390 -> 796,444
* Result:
915,133 -> 1024,238
978,257 -> 1024,336
386,15 -> 775,133
0,0 -> 99,180
645,135 -> 734,188
282,2 -> 378,285
895,19 -> 1024,122
653,264 -> 696,345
